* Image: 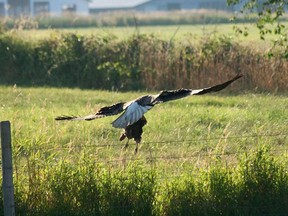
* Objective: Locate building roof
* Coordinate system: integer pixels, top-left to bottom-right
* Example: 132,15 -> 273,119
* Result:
89,0 -> 150,9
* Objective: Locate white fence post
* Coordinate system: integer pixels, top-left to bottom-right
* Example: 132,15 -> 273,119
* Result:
1,121 -> 15,216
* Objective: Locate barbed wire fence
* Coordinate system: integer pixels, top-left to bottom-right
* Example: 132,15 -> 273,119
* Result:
8,132 -> 288,170
8,130 -> 288,185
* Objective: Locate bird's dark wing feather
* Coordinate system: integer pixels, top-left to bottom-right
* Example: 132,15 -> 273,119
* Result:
55,102 -> 125,121
152,74 -> 242,104
95,102 -> 125,117
152,88 -> 192,104
190,74 -> 242,95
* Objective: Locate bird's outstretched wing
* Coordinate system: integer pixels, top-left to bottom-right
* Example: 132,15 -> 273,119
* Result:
56,75 -> 242,127
55,102 -> 125,121
152,74 -> 242,104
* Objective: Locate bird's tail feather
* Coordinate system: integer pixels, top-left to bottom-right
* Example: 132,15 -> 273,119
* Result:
55,115 -> 79,121
55,114 -> 101,121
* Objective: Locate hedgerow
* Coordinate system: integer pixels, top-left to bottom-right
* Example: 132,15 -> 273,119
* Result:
0,32 -> 287,92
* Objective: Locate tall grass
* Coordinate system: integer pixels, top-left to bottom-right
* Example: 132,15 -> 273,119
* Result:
0,32 -> 287,92
4,146 -> 288,215
13,161 -> 157,216
162,147 -> 288,216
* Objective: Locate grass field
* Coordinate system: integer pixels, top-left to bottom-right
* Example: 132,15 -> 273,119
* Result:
0,19 -> 288,213
1,85 -> 287,170
0,85 -> 288,215
13,22 -> 283,49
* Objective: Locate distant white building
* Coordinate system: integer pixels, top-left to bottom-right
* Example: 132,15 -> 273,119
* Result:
0,0 -> 89,17
135,0 -> 234,12
89,0 -> 236,14
89,0 -> 287,14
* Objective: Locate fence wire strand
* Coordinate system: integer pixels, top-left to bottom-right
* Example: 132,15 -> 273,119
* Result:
13,133 -> 288,151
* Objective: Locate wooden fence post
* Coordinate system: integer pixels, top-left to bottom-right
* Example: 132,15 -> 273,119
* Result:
1,121 -> 15,216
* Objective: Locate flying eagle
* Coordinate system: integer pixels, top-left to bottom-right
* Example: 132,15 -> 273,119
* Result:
56,74 -> 242,153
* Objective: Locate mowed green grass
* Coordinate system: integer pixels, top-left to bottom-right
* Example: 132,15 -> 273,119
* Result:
15,23 -> 284,48
1,85 -> 287,177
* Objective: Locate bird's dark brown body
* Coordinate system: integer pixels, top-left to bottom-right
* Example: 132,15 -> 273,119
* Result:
119,116 -> 147,153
